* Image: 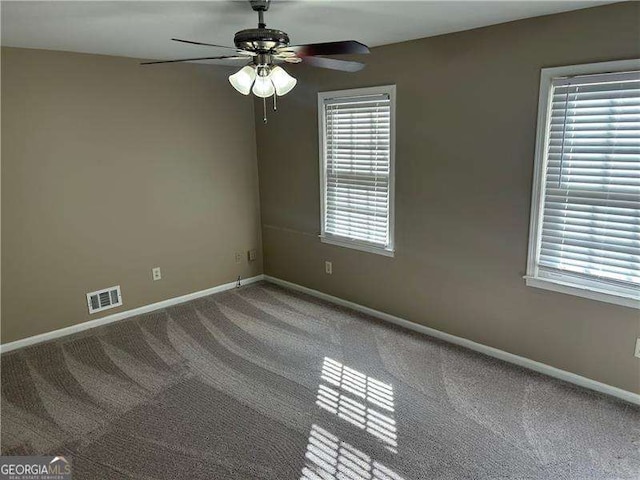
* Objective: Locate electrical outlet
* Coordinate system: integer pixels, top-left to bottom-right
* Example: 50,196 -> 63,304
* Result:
235,252 -> 243,264
325,261 -> 332,275
248,249 -> 257,262
635,338 -> 640,359
152,267 -> 162,281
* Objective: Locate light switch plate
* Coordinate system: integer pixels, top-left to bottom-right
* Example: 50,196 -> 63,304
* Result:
635,338 -> 640,359
325,261 -> 332,275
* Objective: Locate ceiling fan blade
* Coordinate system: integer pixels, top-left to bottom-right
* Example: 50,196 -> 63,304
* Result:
140,56 -> 249,65
171,38 -> 241,51
302,57 -> 365,72
281,40 -> 369,57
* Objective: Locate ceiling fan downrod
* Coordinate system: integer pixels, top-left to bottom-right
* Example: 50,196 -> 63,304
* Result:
250,0 -> 270,28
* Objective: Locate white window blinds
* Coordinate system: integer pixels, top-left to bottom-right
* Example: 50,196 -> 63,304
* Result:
537,70 -> 640,296
321,91 -> 393,252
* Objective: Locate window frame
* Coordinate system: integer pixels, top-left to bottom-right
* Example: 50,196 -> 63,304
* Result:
525,59 -> 640,309
318,85 -> 396,257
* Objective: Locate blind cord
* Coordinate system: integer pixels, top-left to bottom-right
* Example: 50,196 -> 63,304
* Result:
557,84 -> 571,188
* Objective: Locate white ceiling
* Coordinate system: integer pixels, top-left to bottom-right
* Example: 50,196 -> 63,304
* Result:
1,1 -> 615,64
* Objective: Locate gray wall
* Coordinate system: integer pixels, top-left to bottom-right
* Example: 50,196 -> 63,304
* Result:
255,2 -> 640,393
1,47 -> 262,343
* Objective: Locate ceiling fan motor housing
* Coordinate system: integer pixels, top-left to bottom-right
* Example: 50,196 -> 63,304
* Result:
234,28 -> 290,52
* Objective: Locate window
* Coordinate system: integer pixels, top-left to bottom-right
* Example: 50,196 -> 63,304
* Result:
526,59 -> 640,308
318,86 -> 396,256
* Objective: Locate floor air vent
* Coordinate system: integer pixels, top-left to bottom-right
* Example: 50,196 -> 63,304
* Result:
86,286 -> 122,314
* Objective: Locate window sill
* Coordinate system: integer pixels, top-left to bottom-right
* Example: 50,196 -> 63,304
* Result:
320,235 -> 394,257
524,275 -> 639,309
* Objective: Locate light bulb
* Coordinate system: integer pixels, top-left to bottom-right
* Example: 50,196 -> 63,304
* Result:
269,66 -> 297,96
252,72 -> 275,98
228,66 -> 256,95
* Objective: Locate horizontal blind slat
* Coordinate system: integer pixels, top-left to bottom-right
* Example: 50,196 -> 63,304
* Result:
538,258 -> 640,283
543,216 -> 640,234
543,207 -> 640,223
541,244 -> 640,264
541,236 -> 639,256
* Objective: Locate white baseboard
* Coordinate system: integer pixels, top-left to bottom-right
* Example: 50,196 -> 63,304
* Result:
264,275 -> 640,406
0,274 -> 265,354
4,272 -> 637,405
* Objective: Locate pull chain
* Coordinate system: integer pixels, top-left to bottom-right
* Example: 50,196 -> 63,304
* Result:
263,96 -> 268,124
273,93 -> 277,111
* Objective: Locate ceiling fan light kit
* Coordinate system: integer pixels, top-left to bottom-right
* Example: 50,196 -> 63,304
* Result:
142,0 -> 370,123
230,63 -> 296,99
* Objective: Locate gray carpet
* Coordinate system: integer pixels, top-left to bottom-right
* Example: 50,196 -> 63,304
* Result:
1,282 -> 638,479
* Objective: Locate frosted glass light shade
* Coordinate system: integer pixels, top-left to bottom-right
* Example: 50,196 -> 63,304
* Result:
229,66 -> 256,95
269,66 -> 297,96
252,73 -> 275,98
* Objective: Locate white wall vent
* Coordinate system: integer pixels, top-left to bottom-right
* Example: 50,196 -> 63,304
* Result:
86,286 -> 122,314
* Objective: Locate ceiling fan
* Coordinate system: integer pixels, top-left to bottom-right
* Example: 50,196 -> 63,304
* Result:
141,0 -> 370,122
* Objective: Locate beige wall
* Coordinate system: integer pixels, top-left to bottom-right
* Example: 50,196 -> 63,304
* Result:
255,3 -> 640,393
1,47 -> 262,343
